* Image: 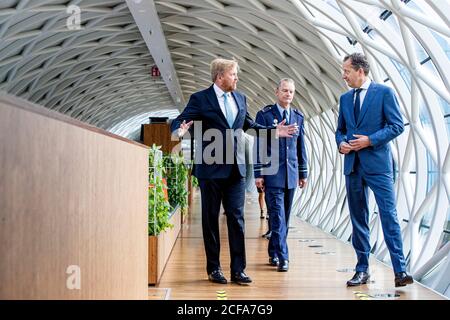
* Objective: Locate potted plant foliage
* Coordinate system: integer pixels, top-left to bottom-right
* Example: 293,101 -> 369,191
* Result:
148,145 -> 171,236
148,145 -> 181,285
163,153 -> 189,217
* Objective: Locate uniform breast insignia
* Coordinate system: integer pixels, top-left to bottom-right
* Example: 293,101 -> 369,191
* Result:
273,118 -> 278,126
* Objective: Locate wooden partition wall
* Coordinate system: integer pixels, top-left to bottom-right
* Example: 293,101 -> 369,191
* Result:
0,94 -> 149,299
142,123 -> 180,154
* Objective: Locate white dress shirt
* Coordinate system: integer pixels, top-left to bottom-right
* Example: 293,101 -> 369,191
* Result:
213,83 -> 238,124
354,78 -> 372,110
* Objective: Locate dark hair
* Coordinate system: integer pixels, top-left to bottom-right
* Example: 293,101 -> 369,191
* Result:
344,53 -> 370,75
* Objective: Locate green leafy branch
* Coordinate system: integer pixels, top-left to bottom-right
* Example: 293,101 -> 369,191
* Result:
163,153 -> 189,214
148,144 -> 172,236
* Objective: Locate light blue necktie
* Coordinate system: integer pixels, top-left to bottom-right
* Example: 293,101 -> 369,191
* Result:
223,93 -> 234,128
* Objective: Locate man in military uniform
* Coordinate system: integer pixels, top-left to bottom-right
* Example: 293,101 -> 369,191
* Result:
254,78 -> 308,272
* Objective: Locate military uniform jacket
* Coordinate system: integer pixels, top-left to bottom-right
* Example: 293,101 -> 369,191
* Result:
254,104 -> 308,189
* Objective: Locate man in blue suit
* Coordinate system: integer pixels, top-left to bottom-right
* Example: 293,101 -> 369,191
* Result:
254,78 -> 308,272
171,58 -> 297,285
335,53 -> 413,287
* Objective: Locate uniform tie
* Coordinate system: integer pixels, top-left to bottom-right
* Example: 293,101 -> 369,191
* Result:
282,109 -> 289,125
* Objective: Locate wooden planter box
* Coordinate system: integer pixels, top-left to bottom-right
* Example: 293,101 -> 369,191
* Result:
188,172 -> 194,216
148,207 -> 182,285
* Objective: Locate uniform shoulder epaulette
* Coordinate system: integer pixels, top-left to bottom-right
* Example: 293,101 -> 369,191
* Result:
292,108 -> 304,117
262,105 -> 273,112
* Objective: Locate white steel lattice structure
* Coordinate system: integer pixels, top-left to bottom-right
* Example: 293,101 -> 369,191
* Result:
0,0 -> 449,297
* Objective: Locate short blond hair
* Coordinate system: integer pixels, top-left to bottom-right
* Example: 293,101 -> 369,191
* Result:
210,58 -> 239,82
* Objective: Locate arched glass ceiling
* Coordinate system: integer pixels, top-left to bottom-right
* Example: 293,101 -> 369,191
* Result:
154,0 -> 346,117
0,0 -> 449,297
0,0 -> 176,132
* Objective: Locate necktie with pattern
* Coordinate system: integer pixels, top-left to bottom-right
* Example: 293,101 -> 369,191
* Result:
223,93 -> 234,128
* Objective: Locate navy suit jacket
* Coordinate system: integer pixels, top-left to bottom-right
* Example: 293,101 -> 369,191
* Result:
335,82 -> 404,175
171,84 -> 268,179
253,104 -> 308,189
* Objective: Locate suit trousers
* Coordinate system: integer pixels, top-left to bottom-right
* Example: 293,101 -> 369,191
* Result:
346,161 -> 406,273
198,164 -> 246,274
265,187 -> 296,262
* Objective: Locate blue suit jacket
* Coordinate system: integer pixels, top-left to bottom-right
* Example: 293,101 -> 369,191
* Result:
335,82 -> 404,175
254,104 -> 308,189
171,84 -> 268,179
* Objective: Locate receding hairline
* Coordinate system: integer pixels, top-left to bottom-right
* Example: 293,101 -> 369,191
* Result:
276,78 -> 295,89
343,52 -> 370,75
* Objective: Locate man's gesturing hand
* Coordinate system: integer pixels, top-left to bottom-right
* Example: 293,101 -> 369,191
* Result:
276,119 -> 298,138
178,120 -> 193,138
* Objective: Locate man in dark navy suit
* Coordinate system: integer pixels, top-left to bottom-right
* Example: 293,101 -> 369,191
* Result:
336,53 -> 413,287
254,78 -> 308,272
171,58 -> 297,285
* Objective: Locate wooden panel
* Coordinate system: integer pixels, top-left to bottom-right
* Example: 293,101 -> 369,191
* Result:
158,208 -> 181,279
148,236 -> 158,284
149,208 -> 182,285
142,123 -> 180,154
0,94 -> 148,299
187,172 -> 194,216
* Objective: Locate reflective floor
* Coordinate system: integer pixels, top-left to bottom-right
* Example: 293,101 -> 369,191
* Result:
150,191 -> 445,300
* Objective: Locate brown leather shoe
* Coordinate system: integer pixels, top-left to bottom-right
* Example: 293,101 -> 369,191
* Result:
395,272 -> 413,287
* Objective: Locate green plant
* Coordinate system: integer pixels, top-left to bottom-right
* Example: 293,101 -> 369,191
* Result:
163,153 -> 189,213
191,175 -> 199,188
148,144 -> 172,236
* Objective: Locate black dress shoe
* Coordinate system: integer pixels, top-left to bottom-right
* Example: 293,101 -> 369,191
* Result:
269,257 -> 279,266
277,260 -> 289,272
231,271 -> 252,285
395,272 -> 413,287
346,271 -> 370,286
208,269 -> 227,284
261,231 -> 271,239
